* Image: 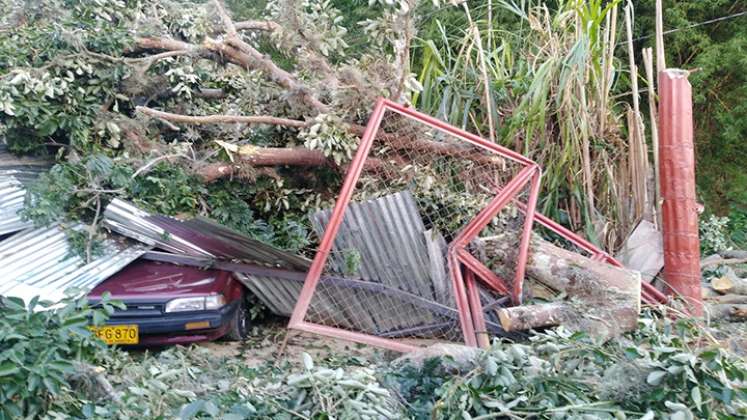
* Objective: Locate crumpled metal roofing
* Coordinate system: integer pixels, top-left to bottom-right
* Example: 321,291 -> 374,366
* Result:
0,146 -> 51,236
103,199 -> 311,270
308,191 -> 508,338
102,198 -> 312,316
0,224 -> 147,303
0,174 -> 33,236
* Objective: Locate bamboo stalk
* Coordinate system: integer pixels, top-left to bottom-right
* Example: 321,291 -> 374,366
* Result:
601,5 -> 618,134
625,3 -> 651,222
642,48 -> 661,229
655,0 -> 666,74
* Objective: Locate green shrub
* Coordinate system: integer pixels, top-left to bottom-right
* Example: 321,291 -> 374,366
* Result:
0,291 -> 120,419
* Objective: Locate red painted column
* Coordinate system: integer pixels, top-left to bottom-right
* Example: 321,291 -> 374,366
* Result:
658,69 -> 702,315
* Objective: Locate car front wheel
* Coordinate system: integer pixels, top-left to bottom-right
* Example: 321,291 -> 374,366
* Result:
225,295 -> 250,341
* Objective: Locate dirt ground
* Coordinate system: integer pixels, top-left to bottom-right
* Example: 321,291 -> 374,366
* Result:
197,319 -> 396,367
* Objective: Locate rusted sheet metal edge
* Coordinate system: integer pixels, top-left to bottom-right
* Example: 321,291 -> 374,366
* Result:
103,198 -> 311,271
0,224 -> 147,303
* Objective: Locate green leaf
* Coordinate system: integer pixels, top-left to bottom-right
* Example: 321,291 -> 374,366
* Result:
646,370 -> 667,386
0,362 -> 20,377
691,386 -> 702,411
179,400 -> 205,419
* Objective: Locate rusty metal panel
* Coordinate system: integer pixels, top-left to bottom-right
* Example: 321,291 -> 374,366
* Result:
658,69 -> 702,315
0,224 -> 147,303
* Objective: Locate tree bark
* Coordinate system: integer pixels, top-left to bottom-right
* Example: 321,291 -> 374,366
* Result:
497,303 -> 574,332
711,275 -> 747,295
198,152 -> 394,182
478,231 -> 641,338
136,106 -> 309,128
705,303 -> 747,321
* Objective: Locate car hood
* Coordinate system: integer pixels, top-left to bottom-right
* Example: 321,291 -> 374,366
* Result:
88,260 -> 229,301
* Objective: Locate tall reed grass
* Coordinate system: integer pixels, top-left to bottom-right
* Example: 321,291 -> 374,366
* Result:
412,0 -> 652,251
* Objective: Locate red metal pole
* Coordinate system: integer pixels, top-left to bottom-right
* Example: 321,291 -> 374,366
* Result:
658,69 -> 702,315
464,270 -> 490,348
288,98 -> 387,328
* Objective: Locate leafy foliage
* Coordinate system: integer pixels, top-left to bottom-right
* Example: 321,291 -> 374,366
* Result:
0,292 -> 121,419
425,314 -> 746,418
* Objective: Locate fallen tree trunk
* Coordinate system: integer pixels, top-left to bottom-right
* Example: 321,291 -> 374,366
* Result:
479,231 -> 642,338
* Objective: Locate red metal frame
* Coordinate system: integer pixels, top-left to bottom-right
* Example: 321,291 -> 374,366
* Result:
289,97 -> 668,352
289,98 -> 540,351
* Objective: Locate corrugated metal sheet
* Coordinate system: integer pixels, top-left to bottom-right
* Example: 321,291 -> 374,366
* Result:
311,191 -> 454,306
305,191 -> 512,338
0,145 -> 51,185
0,146 -> 51,236
0,174 -> 33,235
0,224 -> 147,303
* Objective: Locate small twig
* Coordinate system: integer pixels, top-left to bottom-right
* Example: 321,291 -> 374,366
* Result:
131,154 -> 186,179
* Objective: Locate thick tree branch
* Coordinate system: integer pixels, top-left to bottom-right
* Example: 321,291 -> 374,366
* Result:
212,0 -> 330,113
198,150 -> 394,182
136,106 -> 309,128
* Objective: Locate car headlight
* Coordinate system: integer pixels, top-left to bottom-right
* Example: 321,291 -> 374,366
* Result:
165,295 -> 226,313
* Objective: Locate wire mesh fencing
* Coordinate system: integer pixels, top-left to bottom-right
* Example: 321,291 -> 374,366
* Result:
290,99 -> 541,351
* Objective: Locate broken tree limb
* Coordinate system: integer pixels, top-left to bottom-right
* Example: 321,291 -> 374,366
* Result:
198,152 -> 392,182
132,34 -> 330,113
234,20 -> 280,32
702,257 -> 747,269
136,106 -> 309,128
706,294 -> 747,305
497,302 -> 574,332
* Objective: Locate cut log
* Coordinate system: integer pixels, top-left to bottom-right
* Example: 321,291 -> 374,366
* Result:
478,231 -> 641,338
705,304 -> 747,321
497,303 -> 574,332
711,270 -> 747,295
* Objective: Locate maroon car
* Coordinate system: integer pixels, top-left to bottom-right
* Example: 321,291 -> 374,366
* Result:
87,260 -> 250,346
